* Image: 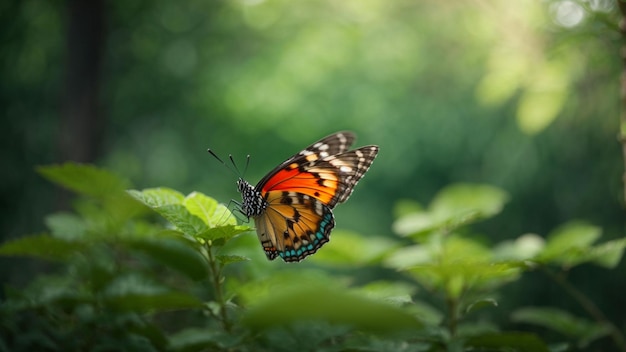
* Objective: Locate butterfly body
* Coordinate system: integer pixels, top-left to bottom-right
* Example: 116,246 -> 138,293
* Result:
236,131 -> 378,262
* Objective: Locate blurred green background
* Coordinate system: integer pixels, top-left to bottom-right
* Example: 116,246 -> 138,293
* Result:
2,0 -> 624,330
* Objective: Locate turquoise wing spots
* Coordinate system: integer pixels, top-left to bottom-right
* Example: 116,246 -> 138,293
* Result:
254,191 -> 335,263
278,210 -> 334,262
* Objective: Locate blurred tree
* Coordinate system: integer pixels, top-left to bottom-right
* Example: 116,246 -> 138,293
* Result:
61,0 -> 106,163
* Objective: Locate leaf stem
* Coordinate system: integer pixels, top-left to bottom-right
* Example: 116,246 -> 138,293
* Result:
446,295 -> 458,338
206,243 -> 232,332
542,267 -> 626,351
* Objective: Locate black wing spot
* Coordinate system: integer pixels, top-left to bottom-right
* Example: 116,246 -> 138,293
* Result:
293,209 -> 301,222
280,192 -> 293,205
315,175 -> 325,186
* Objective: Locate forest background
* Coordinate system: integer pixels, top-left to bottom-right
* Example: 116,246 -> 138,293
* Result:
1,1 -> 625,351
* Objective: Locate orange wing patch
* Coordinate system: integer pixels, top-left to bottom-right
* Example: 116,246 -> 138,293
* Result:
254,191 -> 335,262
261,166 -> 339,204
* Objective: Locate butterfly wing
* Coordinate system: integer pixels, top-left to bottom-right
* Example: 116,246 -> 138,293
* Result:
257,132 -> 379,208
250,131 -> 379,262
256,131 -> 356,188
255,191 -> 335,262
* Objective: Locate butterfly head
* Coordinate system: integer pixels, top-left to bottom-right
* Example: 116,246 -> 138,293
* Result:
237,178 -> 266,218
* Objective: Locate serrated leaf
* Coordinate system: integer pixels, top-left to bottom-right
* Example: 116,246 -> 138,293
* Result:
128,190 -> 208,236
241,284 -> 421,333
157,204 -> 209,236
466,332 -> 549,352
183,192 -> 218,225
127,188 -> 185,208
0,234 -> 85,262
129,237 -> 209,280
183,192 -> 237,227
216,254 -> 250,265
38,163 -> 130,198
196,225 -> 252,242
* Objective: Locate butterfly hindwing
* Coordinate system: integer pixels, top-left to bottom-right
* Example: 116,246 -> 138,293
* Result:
255,191 -> 335,262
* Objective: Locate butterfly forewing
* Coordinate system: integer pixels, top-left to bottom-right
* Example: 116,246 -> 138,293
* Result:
259,145 -> 378,208
256,131 -> 356,188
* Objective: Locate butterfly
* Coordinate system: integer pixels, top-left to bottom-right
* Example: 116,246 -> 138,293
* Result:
227,131 -> 379,263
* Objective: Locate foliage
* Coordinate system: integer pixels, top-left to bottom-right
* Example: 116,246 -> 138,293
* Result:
3,5 -> 624,350
1,164 -> 625,351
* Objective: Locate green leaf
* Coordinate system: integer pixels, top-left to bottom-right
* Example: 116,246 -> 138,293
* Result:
429,183 -> 509,223
354,281 -> 416,307
216,254 -> 250,265
393,183 -> 509,237
127,188 -> 185,208
196,225 -> 252,242
383,244 -> 431,269
169,328 -> 241,352
183,192 -> 237,227
537,221 -> 602,267
129,237 -> 209,281
45,212 -> 87,240
38,163 -> 130,198
0,234 -> 85,262
241,284 -> 421,333
405,261 -> 521,298
586,238 -> 626,268
309,230 -> 398,266
158,204 -> 209,237
103,275 -> 203,312
8,275 -> 92,310
466,332 -> 550,352
129,188 -> 210,236
493,233 -> 545,261
465,298 -> 498,314
512,307 -> 611,347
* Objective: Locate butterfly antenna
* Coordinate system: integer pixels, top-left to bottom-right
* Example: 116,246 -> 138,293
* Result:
243,154 -> 250,177
228,154 -> 243,177
207,149 -> 225,165
208,148 -> 240,177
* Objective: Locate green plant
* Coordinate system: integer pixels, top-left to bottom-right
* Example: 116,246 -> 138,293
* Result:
1,164 -> 624,351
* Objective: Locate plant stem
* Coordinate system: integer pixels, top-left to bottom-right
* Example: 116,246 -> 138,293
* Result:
618,0 -> 626,205
543,267 -> 626,352
207,243 -> 232,332
446,295 -> 458,338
